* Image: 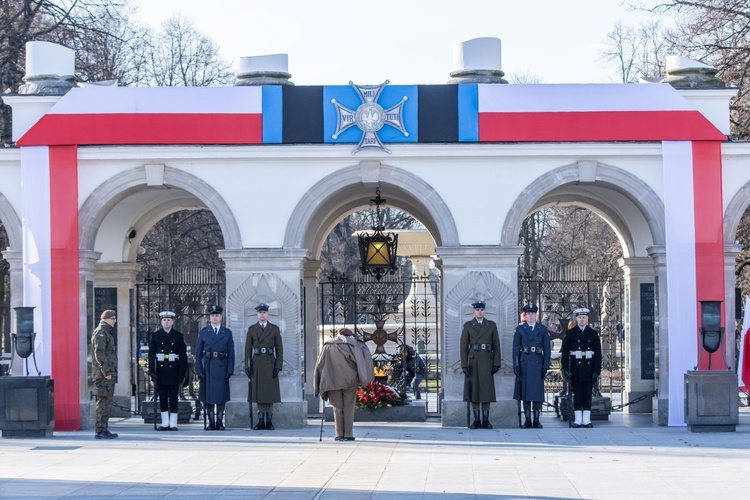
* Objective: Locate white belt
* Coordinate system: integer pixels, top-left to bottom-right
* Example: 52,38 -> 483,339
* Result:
571,350 -> 594,359
156,353 -> 178,362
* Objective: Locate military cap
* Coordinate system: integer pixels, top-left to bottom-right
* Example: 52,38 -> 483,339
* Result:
522,304 -> 538,313
208,305 -> 223,314
100,309 -> 116,320
255,303 -> 269,312
339,328 -> 354,337
471,301 -> 486,309
159,310 -> 176,319
573,307 -> 590,316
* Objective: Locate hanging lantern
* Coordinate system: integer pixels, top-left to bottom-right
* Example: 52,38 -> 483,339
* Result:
358,188 -> 399,280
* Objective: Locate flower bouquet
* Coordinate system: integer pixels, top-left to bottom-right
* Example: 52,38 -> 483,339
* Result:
356,381 -> 407,411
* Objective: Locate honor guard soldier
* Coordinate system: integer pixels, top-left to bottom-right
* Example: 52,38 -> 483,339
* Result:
460,301 -> 501,429
513,304 -> 552,428
148,311 -> 188,431
561,307 -> 602,428
197,305 -> 235,430
92,310 -> 118,439
245,302 -> 284,430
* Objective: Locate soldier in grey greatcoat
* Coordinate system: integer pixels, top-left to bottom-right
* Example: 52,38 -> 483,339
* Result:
513,304 -> 551,428
197,305 -> 235,430
148,310 -> 187,431
244,303 -> 283,430
460,301 -> 501,429
561,307 -> 602,428
92,309 -> 118,440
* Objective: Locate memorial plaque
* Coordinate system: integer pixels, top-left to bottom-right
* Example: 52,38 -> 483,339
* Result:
94,287 -> 117,320
640,283 -> 655,380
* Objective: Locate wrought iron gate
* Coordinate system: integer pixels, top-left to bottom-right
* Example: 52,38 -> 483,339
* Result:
134,269 -> 223,413
518,271 -> 625,408
319,270 -> 441,414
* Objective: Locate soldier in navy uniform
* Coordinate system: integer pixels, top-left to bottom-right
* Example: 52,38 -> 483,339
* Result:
197,305 -> 235,430
513,304 -> 551,428
148,311 -> 188,431
244,302 -> 283,430
561,307 -> 602,428
460,301 -> 501,429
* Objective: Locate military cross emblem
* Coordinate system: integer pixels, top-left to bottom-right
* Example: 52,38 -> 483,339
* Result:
331,80 -> 408,154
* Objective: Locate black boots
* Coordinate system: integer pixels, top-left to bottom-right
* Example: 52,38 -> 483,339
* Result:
523,406 -> 532,428
470,410 -> 481,429
481,410 -> 493,429
533,405 -> 543,429
207,407 -> 216,431
253,412 -> 265,430
216,411 -> 225,431
266,412 -> 274,430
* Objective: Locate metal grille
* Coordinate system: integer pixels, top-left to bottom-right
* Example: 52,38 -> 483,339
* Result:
518,275 -> 625,408
320,270 -> 441,414
134,270 -> 222,413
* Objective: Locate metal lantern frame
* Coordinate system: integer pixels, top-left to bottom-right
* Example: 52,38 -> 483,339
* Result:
357,188 -> 399,281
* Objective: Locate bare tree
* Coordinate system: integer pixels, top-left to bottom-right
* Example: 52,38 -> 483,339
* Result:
601,20 -> 671,82
144,15 -> 232,87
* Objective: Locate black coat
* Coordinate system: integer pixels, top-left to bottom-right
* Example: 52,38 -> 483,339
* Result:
561,325 -> 602,382
148,328 -> 187,386
196,324 -> 235,404
512,322 -> 551,402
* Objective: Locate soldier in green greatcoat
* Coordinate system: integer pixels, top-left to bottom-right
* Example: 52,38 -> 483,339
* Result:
92,309 -> 118,439
460,301 -> 502,429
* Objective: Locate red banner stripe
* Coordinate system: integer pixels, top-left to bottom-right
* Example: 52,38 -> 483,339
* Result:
49,146 -> 80,430
692,141 -> 726,370
478,111 -> 726,142
18,113 -> 263,146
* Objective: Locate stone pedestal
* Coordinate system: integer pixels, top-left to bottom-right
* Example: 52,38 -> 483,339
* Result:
0,376 -> 54,438
140,400 -> 193,424
324,401 -> 427,422
684,370 -> 738,432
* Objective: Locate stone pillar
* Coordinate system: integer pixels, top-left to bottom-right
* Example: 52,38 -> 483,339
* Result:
437,245 -> 524,428
93,261 -> 141,422
619,257 -> 656,413
648,245 -> 669,425
220,248 -> 309,428
303,259 -> 323,414
724,244 -> 742,371
1,250 -> 24,375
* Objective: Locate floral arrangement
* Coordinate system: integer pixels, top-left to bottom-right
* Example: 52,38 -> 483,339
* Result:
356,381 -> 407,411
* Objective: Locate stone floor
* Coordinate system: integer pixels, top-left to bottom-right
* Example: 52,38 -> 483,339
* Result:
0,409 -> 748,499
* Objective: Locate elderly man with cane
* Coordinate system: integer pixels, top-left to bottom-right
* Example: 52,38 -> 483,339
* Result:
314,328 -> 373,441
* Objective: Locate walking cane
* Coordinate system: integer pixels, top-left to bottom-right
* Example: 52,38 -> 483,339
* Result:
319,397 -> 326,442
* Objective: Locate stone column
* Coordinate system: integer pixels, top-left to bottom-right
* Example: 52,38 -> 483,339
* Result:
724,244 -> 742,371
619,257 -> 656,413
220,248 -> 309,428
93,261 -> 141,422
303,259 -> 323,414
647,245 -> 669,425
1,250 -> 24,375
437,245 -> 524,428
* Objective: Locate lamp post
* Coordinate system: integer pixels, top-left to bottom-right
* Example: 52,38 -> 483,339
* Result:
358,188 -> 399,281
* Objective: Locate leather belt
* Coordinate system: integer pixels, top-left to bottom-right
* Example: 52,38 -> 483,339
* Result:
253,347 -> 275,356
520,346 -> 543,355
204,351 -> 227,359
469,343 -> 493,351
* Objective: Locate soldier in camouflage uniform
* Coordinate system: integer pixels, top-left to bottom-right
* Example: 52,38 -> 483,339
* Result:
92,310 -> 119,439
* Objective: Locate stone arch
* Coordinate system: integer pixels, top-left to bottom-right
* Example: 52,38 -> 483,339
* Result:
79,165 -> 242,254
501,162 -> 665,256
724,179 -> 750,242
283,162 -> 459,255
0,192 -> 22,250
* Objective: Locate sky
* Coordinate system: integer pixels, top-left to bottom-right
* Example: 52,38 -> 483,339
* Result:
130,0 -> 658,86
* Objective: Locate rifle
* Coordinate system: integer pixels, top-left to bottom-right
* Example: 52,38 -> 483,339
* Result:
465,371 -> 471,429
152,375 -> 158,431
247,375 -> 254,430
514,371 -> 522,428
